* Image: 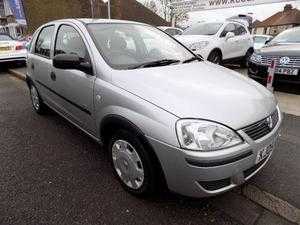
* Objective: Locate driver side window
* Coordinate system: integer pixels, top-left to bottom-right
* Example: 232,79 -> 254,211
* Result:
55,25 -> 90,62
220,23 -> 236,37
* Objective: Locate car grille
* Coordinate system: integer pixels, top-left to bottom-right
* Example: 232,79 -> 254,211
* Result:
242,109 -> 279,140
260,55 -> 300,68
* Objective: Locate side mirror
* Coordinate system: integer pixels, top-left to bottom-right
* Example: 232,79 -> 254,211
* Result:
225,32 -> 235,40
53,54 -> 93,75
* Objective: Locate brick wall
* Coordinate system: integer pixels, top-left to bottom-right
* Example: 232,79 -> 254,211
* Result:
116,0 -> 170,26
23,0 -> 169,33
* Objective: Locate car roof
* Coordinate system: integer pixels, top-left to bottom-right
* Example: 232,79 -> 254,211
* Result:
46,18 -> 147,26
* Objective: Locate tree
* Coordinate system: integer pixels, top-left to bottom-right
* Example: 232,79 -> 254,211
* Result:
158,0 -> 171,20
144,0 -> 158,13
174,10 -> 189,25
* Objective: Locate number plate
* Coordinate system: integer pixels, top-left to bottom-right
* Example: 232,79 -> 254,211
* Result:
275,67 -> 298,76
0,46 -> 12,54
255,142 -> 274,164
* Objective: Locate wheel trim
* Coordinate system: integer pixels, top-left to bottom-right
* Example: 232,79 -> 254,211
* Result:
112,140 -> 144,189
31,86 -> 40,110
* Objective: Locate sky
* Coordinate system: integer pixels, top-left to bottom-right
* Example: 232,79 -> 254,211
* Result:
138,0 -> 300,26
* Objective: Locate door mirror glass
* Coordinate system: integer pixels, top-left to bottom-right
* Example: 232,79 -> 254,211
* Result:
226,32 -> 235,40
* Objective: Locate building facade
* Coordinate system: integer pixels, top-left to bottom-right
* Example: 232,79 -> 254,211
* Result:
253,4 -> 300,36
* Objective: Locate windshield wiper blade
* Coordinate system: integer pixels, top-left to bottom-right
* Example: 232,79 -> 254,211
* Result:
182,56 -> 202,64
130,59 -> 180,69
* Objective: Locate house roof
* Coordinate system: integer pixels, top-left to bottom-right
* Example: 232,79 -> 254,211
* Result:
252,20 -> 261,25
256,5 -> 300,27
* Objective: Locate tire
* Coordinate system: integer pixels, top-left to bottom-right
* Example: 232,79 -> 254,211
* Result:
207,50 -> 222,65
108,129 -> 158,196
29,84 -> 47,114
241,49 -> 253,68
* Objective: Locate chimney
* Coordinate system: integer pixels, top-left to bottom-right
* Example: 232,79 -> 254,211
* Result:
284,4 -> 293,11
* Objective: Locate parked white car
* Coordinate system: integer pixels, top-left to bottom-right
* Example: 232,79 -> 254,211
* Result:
176,21 -> 254,66
158,26 -> 183,36
253,34 -> 273,50
0,33 -> 27,63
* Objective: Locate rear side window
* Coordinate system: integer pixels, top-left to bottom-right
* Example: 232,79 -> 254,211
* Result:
54,25 -> 89,61
35,26 -> 55,58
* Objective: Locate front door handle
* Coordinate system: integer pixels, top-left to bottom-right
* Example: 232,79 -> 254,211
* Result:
50,72 -> 56,81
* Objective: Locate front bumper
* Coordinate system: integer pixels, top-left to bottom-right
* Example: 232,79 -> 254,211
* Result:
147,112 -> 282,198
248,61 -> 300,86
0,50 -> 27,63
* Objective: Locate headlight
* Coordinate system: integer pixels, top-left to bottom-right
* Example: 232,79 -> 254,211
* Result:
250,53 -> 262,63
176,119 -> 243,151
189,41 -> 209,51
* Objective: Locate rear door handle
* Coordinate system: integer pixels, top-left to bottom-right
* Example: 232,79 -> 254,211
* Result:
50,72 -> 56,81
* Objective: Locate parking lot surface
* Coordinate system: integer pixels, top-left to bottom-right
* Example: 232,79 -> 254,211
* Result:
1,69 -> 298,225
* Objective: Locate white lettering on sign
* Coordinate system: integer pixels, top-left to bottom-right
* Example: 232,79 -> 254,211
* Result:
171,0 -> 294,11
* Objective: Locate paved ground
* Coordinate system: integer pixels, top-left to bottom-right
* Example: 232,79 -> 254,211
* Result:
1,66 -> 299,225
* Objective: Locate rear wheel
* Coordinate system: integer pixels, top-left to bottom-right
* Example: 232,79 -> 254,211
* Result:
207,50 -> 222,65
30,85 -> 47,114
108,129 -> 157,196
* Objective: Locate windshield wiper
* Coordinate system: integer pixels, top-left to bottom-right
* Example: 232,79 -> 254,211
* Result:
182,56 -> 202,64
130,59 -> 180,69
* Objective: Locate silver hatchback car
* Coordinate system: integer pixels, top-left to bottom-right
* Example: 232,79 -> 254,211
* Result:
26,19 -> 282,198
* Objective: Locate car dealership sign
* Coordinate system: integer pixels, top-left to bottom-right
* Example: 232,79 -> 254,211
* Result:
171,0 -> 294,11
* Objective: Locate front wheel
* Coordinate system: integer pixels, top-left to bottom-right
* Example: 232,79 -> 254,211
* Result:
207,50 -> 222,65
108,130 -> 158,196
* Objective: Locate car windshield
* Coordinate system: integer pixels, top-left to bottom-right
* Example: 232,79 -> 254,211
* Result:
270,28 -> 300,44
87,23 -> 195,70
254,36 -> 269,43
0,34 -> 12,41
182,23 -> 223,35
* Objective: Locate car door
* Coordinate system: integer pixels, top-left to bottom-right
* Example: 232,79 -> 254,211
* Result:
219,23 -> 240,60
234,24 -> 251,57
51,24 -> 96,134
29,25 -> 56,104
